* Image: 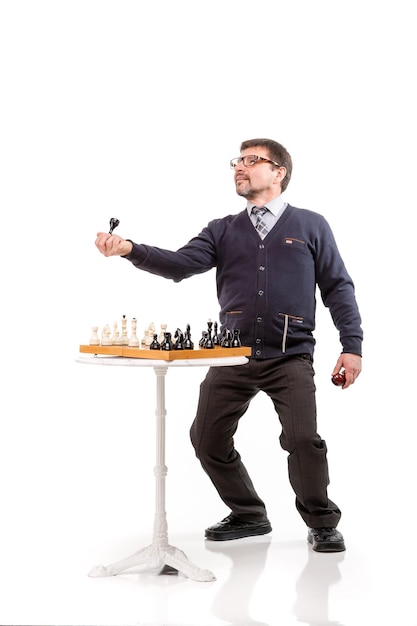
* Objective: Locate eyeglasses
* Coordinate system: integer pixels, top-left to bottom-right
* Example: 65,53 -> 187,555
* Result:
230,155 -> 281,169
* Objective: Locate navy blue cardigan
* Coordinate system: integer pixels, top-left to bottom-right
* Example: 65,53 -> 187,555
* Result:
124,205 -> 363,359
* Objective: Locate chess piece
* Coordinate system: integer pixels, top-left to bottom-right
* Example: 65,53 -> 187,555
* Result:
183,324 -> 194,350
204,320 -> 214,349
149,333 -> 161,350
128,318 -> 140,347
231,329 -> 241,347
112,321 -> 123,345
158,323 -> 168,344
142,322 -> 155,347
101,324 -> 112,345
160,332 -> 173,351
174,328 -> 184,350
199,330 -> 208,347
221,328 -> 232,348
109,217 -> 120,234
89,326 -> 100,346
213,321 -> 219,346
120,315 -> 129,345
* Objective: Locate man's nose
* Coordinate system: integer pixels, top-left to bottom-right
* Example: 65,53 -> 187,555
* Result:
235,159 -> 246,172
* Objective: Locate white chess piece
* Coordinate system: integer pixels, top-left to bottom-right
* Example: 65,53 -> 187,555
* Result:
89,326 -> 100,346
158,323 -> 167,344
121,315 -> 129,346
128,318 -> 140,348
101,324 -> 112,345
145,324 -> 155,346
113,321 -> 123,345
142,322 -> 155,347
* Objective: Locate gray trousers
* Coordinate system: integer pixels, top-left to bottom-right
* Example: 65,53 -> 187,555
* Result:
190,355 -> 341,529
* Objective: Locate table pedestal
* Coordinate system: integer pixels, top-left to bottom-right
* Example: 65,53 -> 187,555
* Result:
77,354 -> 248,582
88,363 -> 215,582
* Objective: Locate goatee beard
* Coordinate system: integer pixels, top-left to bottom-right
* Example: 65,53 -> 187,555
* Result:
236,185 -> 255,199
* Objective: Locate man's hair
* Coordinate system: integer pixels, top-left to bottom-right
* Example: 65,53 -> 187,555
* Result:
240,138 -> 292,192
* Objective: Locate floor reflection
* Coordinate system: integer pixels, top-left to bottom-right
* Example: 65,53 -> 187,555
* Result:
205,536 -> 272,626
294,549 -> 345,626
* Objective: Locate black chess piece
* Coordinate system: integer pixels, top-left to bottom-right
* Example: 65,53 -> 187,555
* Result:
204,320 -> 214,349
160,331 -> 173,350
199,330 -> 208,347
183,324 -> 194,350
109,217 -> 120,234
213,321 -> 219,346
149,333 -> 161,350
174,328 -> 184,350
231,329 -> 241,347
221,328 -> 232,348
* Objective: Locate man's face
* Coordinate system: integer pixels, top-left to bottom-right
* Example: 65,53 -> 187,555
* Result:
234,147 -> 280,199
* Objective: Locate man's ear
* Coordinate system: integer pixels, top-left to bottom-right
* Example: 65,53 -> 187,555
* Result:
275,166 -> 287,186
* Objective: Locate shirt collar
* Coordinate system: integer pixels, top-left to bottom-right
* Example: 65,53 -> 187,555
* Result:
246,195 -> 287,217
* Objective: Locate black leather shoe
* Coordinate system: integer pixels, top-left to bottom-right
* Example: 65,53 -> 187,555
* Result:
205,515 -> 272,541
307,527 -> 345,552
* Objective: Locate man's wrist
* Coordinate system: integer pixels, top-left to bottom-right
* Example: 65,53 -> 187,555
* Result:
120,240 -> 133,256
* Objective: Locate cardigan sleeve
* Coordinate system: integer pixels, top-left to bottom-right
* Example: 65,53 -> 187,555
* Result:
123,224 -> 218,282
314,217 -> 363,356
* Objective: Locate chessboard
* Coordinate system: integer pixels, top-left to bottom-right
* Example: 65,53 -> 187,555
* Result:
79,344 -> 252,360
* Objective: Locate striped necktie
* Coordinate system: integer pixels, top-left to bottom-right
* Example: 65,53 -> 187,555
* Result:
251,206 -> 269,238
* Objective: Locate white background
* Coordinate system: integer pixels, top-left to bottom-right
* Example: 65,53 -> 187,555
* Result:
0,1 -> 416,625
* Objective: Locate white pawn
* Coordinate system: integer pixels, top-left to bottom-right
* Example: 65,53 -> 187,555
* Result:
113,321 -> 123,345
142,322 -> 155,347
158,323 -> 167,344
89,326 -> 100,346
144,325 -> 155,346
128,318 -> 140,347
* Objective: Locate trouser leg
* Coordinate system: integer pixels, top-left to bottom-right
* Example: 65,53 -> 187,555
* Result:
265,356 -> 341,528
190,364 -> 268,520
190,357 -> 341,528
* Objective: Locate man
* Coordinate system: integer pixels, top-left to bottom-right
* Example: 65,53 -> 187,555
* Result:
95,138 -> 363,553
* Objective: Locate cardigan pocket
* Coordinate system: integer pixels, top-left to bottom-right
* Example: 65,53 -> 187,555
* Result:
224,310 -> 247,337
225,311 -> 243,329
278,313 -> 304,353
225,310 -> 243,323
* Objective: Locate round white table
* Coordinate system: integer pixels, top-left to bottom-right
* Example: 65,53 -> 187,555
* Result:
76,354 -> 248,582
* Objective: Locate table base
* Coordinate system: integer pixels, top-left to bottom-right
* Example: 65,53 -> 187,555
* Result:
88,541 -> 216,582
